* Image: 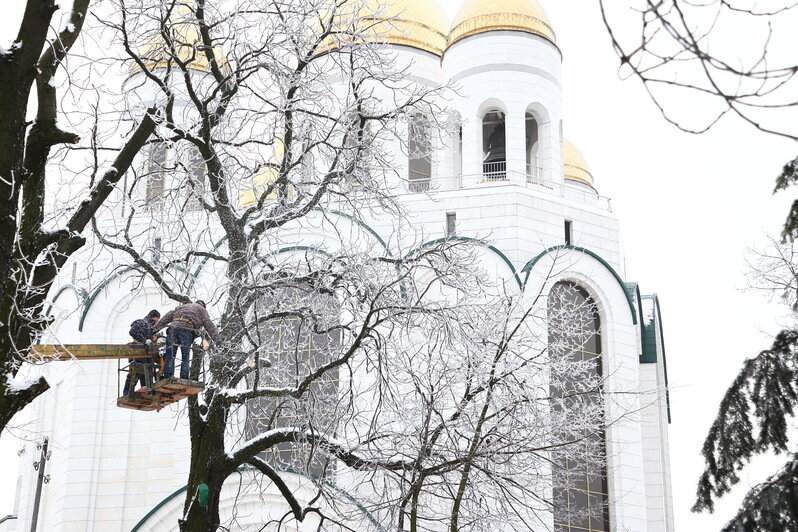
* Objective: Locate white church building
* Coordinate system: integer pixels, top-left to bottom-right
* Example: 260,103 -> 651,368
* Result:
4,1 -> 674,531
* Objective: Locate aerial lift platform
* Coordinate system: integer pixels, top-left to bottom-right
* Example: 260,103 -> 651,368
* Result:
29,342 -> 205,411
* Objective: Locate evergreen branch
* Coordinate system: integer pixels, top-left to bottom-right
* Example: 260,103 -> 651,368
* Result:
694,330 -> 798,513
721,454 -> 798,531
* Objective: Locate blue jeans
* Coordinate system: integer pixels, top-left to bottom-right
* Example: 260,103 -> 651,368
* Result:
164,327 -> 195,379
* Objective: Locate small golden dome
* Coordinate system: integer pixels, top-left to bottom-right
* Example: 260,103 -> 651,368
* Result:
563,140 -> 594,187
130,1 -> 227,77
321,0 -> 449,57
449,0 -> 556,48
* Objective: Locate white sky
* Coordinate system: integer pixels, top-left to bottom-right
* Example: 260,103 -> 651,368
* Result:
1,0 -> 797,529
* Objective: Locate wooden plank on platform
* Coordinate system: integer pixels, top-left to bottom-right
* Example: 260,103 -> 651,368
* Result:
30,344 -> 151,361
117,394 -> 159,411
152,378 -> 204,395
116,378 -> 204,412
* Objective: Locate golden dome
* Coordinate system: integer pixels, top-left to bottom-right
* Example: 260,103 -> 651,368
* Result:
563,140 -> 594,187
130,1 -> 228,77
449,0 -> 556,48
321,0 -> 449,57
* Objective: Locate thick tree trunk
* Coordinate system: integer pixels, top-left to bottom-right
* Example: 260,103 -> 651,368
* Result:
181,403 -> 233,532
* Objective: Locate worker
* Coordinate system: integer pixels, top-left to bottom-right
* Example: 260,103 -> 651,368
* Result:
124,309 -> 161,395
153,300 -> 221,380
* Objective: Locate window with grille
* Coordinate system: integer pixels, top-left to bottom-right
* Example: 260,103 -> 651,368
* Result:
244,287 -> 340,477
145,142 -> 168,208
408,113 -> 432,192
549,282 -> 610,532
183,144 -> 206,211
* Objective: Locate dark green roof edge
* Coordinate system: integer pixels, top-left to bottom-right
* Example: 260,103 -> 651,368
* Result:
641,294 -> 672,423
521,245 -> 637,325
130,466 -> 384,532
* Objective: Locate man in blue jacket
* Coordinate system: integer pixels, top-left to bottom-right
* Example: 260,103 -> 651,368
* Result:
124,309 -> 161,394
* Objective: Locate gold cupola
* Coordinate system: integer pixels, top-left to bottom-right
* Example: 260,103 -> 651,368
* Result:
448,0 -> 556,48
129,1 -> 228,78
321,0 -> 449,57
563,140 -> 595,187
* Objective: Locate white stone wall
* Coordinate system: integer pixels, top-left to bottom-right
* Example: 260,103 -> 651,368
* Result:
443,31 -> 563,184
639,307 -> 676,532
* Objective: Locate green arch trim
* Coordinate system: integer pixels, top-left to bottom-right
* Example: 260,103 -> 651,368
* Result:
189,236 -> 229,291
269,245 -> 334,259
78,260 -> 198,331
189,210 -> 391,286
78,266 -> 140,331
45,284 -> 89,317
130,466 -> 385,532
406,237 -> 523,289
326,209 -> 391,256
521,245 -> 637,325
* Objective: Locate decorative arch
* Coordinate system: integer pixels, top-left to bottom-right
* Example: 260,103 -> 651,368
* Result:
521,245 -> 637,325
477,98 -> 508,118
189,210 -> 391,286
524,102 -> 551,124
44,284 -> 88,317
78,266 -> 141,331
405,236 -> 523,289
524,102 -> 552,181
78,263 -> 193,332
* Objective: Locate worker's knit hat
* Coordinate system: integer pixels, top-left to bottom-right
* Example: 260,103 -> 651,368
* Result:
147,309 -> 161,318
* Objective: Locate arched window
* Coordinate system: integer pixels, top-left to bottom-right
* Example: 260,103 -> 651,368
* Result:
408,113 -> 432,192
145,141 -> 168,209
449,112 -> 463,179
245,286 -> 341,477
526,113 -> 540,181
181,143 -> 206,211
482,110 -> 506,180
548,281 -> 610,532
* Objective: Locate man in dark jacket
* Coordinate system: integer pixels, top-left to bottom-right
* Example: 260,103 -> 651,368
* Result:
124,309 -> 161,394
154,300 -> 221,380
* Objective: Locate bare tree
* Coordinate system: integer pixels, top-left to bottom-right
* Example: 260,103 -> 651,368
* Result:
61,1 -> 623,530
0,0 -> 157,435
599,0 -> 798,140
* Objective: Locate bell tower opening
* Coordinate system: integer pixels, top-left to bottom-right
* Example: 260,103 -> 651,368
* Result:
526,113 -> 540,181
482,110 -> 506,180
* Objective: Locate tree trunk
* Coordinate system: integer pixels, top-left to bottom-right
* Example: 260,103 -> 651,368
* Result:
180,404 -> 232,532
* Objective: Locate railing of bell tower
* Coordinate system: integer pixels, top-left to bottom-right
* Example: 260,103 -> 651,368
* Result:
406,170 -> 613,212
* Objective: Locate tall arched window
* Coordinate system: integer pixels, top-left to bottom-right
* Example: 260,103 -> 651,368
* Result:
408,113 -> 432,192
526,113 -> 540,181
548,281 -> 610,532
245,286 -> 341,477
449,112 -> 463,180
181,143 -> 206,211
145,141 -> 168,209
482,110 -> 506,180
